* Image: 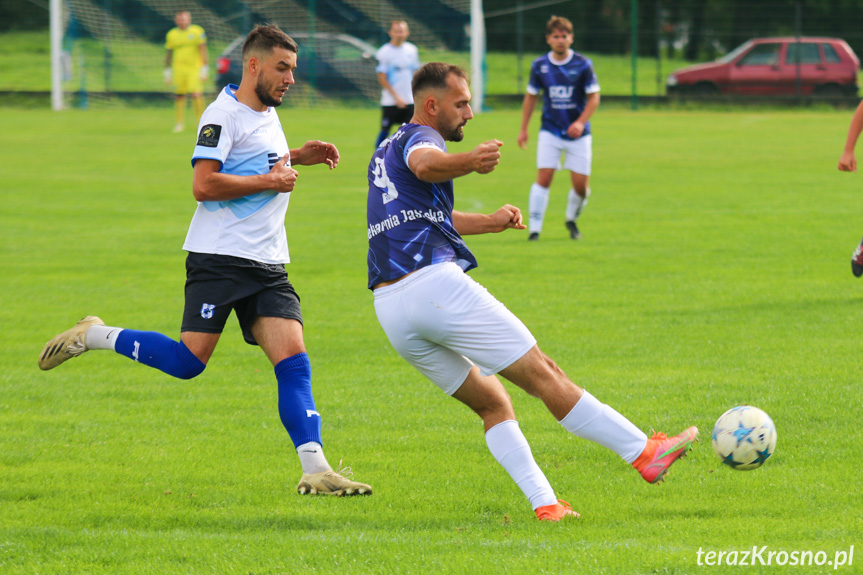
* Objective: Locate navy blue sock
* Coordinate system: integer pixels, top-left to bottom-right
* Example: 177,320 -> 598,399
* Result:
275,352 -> 322,448
115,330 -> 205,380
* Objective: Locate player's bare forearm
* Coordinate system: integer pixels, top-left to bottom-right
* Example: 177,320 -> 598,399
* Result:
411,150 -> 476,182
377,72 -> 401,104
192,157 -> 297,201
453,205 -> 525,235
409,141 -> 502,183
567,93 -> 600,139
376,72 -> 389,91
579,92 -> 600,123
520,93 -> 539,133
453,211 -> 493,235
519,94 -> 539,149
193,172 -> 282,201
291,141 -> 340,169
839,100 -> 863,171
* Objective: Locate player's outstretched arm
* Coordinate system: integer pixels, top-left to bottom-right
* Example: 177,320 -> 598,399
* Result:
409,140 -> 502,183
518,93 -> 539,149
291,140 -> 340,169
453,204 -> 526,236
839,99 -> 863,172
193,155 -> 298,201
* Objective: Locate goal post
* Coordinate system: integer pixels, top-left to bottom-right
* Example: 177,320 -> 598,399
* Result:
470,0 -> 485,113
50,0 -> 64,110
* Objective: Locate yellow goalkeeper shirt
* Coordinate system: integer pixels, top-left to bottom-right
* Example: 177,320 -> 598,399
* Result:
166,24 -> 207,70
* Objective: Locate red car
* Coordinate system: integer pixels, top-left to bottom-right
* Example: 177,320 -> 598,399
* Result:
666,37 -> 859,97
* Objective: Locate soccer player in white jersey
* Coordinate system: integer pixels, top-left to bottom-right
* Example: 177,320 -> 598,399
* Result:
39,25 -> 371,498
518,16 -> 600,241
368,62 -> 697,521
374,20 -> 421,148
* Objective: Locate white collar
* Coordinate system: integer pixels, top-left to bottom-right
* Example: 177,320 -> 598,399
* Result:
548,50 -> 574,66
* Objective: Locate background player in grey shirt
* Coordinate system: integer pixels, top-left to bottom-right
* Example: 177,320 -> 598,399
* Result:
374,20 -> 421,148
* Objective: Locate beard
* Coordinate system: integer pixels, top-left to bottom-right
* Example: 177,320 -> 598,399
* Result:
255,76 -> 284,107
440,119 -> 466,142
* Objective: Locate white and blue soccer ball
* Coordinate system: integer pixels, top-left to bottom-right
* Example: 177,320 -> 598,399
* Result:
711,406 -> 777,470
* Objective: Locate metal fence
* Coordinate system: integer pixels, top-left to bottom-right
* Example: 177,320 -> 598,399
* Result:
4,0 -> 863,105
484,0 -> 863,103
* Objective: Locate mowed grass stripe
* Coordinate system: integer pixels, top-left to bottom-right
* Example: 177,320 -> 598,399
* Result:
1,106 -> 861,574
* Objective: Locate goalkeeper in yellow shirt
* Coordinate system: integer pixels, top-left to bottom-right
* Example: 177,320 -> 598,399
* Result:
164,10 -> 208,133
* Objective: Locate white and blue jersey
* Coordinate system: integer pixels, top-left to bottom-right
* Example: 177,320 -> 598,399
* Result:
185,84 -> 292,264
367,124 -> 478,289
527,50 -> 600,140
375,42 -> 420,106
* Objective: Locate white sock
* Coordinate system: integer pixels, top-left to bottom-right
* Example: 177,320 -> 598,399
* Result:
485,420 -> 557,510
559,391 -> 647,464
528,183 -> 550,234
297,441 -> 331,474
565,188 -> 589,222
85,325 -> 124,351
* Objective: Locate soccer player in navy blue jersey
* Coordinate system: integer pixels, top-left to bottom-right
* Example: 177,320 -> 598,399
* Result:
39,25 -> 371,497
368,62 -> 697,522
518,15 -> 600,241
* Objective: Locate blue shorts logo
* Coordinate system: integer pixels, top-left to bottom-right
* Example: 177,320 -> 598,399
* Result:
200,303 -> 215,319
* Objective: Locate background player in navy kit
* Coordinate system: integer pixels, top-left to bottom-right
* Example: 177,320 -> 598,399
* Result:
374,20 -> 421,148
368,62 -> 697,522
518,16 -> 599,241
39,25 -> 371,498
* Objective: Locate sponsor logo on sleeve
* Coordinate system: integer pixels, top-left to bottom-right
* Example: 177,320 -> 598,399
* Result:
197,124 -> 222,147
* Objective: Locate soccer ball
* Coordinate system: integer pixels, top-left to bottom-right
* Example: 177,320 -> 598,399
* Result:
711,406 -> 777,470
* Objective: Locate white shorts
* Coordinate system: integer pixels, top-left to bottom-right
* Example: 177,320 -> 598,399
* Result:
537,130 -> 592,175
373,262 -> 537,395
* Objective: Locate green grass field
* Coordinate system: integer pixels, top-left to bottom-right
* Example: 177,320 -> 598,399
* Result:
2,104 -> 863,574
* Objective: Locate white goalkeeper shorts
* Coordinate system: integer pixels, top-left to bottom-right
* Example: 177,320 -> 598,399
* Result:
536,130 -> 592,175
373,262 -> 537,395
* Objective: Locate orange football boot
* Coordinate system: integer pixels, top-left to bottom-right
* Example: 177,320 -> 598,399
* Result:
633,426 -> 699,484
535,499 -> 580,521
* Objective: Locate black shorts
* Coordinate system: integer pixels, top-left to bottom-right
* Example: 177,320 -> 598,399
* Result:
380,105 -> 414,131
182,252 -> 302,345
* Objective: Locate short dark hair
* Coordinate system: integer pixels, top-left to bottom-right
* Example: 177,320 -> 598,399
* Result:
546,15 -> 573,35
242,24 -> 298,63
412,62 -> 469,96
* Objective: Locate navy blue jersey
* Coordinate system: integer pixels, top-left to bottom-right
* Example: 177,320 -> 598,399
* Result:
527,50 -> 600,141
367,124 -> 478,289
